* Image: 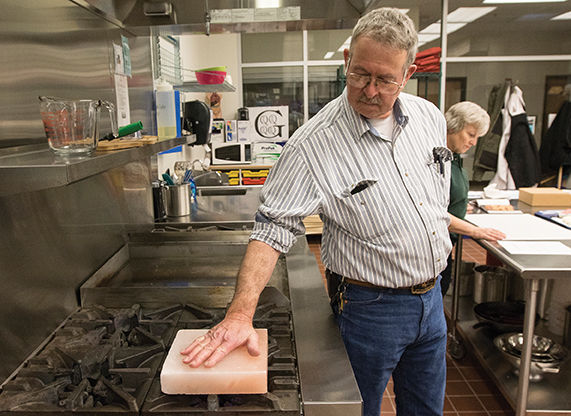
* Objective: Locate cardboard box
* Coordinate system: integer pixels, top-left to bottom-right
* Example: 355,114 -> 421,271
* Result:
247,106 -> 289,142
252,142 -> 282,165
225,120 -> 236,142
518,187 -> 571,207
211,119 -> 225,143
237,120 -> 251,142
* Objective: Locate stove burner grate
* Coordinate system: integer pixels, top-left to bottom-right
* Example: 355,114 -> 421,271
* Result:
0,302 -> 300,415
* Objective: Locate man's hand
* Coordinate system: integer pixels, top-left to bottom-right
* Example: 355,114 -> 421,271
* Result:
180,312 -> 260,368
471,227 -> 506,242
180,239 -> 280,368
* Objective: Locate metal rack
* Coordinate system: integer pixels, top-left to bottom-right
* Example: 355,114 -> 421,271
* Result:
447,230 -> 571,415
174,79 -> 236,93
0,137 -> 186,196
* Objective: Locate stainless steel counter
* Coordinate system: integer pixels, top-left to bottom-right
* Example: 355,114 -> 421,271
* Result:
159,186 -> 262,226
451,201 -> 571,416
445,295 -> 571,414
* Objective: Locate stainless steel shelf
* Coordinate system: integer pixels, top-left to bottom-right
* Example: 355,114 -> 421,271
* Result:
0,137 -> 187,196
174,80 -> 236,92
445,295 -> 571,414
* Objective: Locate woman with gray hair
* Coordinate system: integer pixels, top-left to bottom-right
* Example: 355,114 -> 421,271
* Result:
443,102 -> 506,296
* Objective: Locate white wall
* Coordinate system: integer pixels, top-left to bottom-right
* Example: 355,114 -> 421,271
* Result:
179,33 -> 243,121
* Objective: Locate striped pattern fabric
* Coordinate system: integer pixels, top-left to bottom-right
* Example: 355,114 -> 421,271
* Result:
250,90 -> 452,287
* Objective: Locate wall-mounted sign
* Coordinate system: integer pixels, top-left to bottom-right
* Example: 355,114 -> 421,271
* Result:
211,6 -> 300,23
247,106 -> 289,142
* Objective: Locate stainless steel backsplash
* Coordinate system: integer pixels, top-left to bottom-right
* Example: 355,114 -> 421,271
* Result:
0,0 -> 155,146
0,0 -> 156,382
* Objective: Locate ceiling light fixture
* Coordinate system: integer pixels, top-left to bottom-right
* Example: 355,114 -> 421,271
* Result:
333,9 -> 409,54
417,7 -> 496,46
447,7 -> 496,22
483,0 -> 564,3
420,22 -> 468,34
337,36 -> 352,52
552,11 -> 571,19
255,0 -> 279,8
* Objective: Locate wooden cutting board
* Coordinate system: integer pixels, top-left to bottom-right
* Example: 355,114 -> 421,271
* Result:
97,135 -> 158,151
160,329 -> 268,395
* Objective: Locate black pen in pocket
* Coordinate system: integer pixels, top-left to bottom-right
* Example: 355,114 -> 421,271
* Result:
349,179 -> 377,195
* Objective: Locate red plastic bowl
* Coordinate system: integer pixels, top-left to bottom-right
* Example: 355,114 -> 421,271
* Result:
196,70 -> 226,85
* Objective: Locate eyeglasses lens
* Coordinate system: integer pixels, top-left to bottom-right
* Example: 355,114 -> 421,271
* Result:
347,74 -> 400,95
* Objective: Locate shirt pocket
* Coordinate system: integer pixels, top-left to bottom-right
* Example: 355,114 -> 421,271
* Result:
426,157 -> 450,208
330,177 -> 388,241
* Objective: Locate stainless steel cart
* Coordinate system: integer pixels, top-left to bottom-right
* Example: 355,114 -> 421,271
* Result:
448,232 -> 571,415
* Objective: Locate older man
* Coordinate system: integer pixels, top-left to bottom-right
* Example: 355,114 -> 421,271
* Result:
182,8 -> 451,416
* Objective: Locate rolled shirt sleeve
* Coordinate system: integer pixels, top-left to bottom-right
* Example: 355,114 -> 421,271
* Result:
250,145 -> 322,253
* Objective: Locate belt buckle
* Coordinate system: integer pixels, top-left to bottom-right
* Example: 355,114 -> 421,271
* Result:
410,278 -> 436,295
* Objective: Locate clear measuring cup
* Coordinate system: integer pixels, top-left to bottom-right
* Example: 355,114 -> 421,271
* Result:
39,96 -> 117,155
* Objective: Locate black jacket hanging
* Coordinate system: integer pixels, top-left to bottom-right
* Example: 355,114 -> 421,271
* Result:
472,82 -> 509,181
539,101 -> 571,175
504,113 -> 541,188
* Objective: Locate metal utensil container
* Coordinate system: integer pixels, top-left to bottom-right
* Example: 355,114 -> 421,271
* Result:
166,183 -> 191,217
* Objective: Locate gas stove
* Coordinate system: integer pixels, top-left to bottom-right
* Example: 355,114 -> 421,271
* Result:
1,233 -> 361,416
0,302 -> 299,415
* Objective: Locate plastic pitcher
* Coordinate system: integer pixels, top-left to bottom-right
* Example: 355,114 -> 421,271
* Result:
39,96 -> 117,155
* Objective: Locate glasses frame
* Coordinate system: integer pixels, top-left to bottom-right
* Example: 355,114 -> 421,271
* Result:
345,56 -> 408,96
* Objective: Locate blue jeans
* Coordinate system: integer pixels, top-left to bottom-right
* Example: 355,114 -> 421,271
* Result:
329,274 -> 447,416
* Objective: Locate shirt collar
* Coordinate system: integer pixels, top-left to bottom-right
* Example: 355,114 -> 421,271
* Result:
341,89 -> 410,141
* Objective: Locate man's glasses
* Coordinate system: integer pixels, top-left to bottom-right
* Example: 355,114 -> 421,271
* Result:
346,72 -> 405,95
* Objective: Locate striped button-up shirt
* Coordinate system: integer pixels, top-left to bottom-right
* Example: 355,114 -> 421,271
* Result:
250,90 -> 452,287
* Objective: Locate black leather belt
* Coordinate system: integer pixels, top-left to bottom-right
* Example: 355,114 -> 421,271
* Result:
327,270 -> 437,295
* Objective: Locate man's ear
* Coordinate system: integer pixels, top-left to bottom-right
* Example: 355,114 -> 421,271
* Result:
343,49 -> 350,72
404,64 -> 417,84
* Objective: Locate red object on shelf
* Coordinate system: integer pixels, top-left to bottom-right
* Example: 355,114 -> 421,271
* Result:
414,47 -> 441,73
242,177 -> 267,185
196,70 -> 226,85
415,47 -> 441,60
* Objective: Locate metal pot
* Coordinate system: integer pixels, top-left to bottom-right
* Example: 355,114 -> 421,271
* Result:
473,265 -> 508,303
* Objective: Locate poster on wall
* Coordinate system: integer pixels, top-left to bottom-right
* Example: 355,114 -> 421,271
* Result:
247,106 -> 289,142
114,74 -> 131,127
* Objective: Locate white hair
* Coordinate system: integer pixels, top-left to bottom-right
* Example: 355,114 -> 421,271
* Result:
350,7 -> 418,68
445,101 -> 490,136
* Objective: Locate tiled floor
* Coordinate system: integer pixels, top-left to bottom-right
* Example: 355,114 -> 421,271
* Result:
306,235 -> 516,416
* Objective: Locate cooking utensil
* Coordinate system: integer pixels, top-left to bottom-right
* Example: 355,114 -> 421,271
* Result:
100,120 -> 143,141
473,265 -> 507,303
473,301 -> 539,333
494,333 -> 566,381
162,173 -> 175,186
506,333 -> 568,362
39,95 -> 117,155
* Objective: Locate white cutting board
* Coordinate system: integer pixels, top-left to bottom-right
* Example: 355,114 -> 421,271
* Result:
161,329 -> 268,394
466,213 -> 571,241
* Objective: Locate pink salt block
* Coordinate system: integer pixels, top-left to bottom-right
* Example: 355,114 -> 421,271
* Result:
160,328 -> 268,394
